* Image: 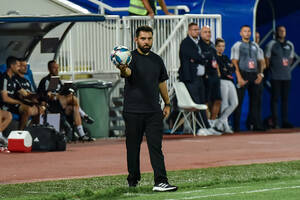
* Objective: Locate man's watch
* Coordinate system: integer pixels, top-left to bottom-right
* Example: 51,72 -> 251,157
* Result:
165,103 -> 171,107
258,73 -> 264,78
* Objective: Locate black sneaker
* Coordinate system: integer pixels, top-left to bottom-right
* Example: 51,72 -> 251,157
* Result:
152,182 -> 178,192
128,181 -> 138,187
82,115 -> 94,124
282,121 -> 294,129
78,135 -> 96,142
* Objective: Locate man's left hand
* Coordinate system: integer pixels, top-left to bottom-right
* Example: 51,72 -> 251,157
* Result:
163,105 -> 170,118
254,74 -> 263,85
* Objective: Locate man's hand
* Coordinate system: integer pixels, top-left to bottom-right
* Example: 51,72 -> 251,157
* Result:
163,105 -> 170,118
47,92 -> 57,101
254,74 -> 263,85
148,12 -> 155,18
117,64 -> 128,71
117,64 -> 131,77
39,105 -> 46,114
237,77 -> 248,88
19,89 -> 29,97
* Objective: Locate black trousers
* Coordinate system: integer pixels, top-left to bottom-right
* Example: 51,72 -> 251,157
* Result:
271,80 -> 290,125
184,76 -> 210,128
247,81 -> 264,128
123,111 -> 167,185
234,71 -> 262,131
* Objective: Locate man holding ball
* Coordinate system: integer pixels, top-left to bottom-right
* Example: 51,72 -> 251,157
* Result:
116,26 -> 177,192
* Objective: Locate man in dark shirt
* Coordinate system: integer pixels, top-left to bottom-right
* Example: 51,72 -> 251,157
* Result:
199,26 -> 222,128
117,26 -> 177,191
0,56 -> 41,130
15,59 -> 45,120
265,26 -> 295,128
37,60 -> 94,141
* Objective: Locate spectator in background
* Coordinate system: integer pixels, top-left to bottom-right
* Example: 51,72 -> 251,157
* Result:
129,0 -> 172,17
214,38 -> 237,133
231,25 -> 265,132
247,31 -> 266,130
199,26 -> 222,128
178,23 -> 221,136
265,25 -> 295,128
37,60 -> 95,141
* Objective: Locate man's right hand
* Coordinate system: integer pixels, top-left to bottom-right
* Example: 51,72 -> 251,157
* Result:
237,78 -> 248,88
148,12 -> 155,18
117,64 -> 128,72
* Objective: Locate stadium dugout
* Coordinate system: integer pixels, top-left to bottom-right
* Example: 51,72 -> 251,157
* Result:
0,14 -> 105,132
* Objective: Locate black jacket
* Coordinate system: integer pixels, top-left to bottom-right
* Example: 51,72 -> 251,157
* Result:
178,36 -> 205,82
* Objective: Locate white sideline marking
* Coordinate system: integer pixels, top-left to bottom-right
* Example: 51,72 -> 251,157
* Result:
165,185 -> 300,200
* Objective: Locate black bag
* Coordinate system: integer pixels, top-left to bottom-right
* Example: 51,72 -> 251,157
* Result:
25,124 -> 67,151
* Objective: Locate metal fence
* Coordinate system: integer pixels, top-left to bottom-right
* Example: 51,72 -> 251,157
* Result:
56,14 -> 222,90
57,15 -> 121,77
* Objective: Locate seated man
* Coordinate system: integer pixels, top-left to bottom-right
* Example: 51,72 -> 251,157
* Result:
0,56 -> 42,130
37,60 -> 94,141
15,58 -> 45,123
0,110 -> 13,146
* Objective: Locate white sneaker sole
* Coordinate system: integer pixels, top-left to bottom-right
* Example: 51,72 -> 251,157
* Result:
152,186 -> 178,192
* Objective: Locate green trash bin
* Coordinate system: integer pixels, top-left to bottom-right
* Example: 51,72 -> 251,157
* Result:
75,80 -> 112,138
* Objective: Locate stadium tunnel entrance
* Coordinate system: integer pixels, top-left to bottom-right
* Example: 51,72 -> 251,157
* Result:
255,0 -> 300,127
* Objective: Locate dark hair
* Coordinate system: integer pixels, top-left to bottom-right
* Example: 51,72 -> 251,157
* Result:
18,57 -> 26,62
48,60 -> 56,70
6,56 -> 18,68
240,25 -> 251,30
135,26 -> 153,37
188,22 -> 198,29
215,38 -> 225,46
275,25 -> 285,38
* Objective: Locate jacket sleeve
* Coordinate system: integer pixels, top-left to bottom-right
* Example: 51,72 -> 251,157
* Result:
178,38 -> 200,82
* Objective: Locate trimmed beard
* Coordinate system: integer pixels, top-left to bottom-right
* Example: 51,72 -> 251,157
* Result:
138,44 -> 151,54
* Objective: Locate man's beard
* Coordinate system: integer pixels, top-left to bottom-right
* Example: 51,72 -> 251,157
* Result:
138,44 -> 152,54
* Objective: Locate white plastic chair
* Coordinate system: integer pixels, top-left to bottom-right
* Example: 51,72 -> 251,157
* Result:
171,82 -> 207,136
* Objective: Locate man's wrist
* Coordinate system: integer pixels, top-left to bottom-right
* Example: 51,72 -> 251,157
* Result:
258,73 -> 264,78
164,103 -> 171,107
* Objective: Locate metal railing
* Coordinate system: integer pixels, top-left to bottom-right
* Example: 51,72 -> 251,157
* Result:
57,15 -> 121,78
56,14 -> 222,92
122,14 -> 221,90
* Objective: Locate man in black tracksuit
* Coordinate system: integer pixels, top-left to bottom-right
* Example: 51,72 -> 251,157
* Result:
117,26 -> 177,192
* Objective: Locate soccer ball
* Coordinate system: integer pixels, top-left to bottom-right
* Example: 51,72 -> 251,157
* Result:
110,45 -> 132,66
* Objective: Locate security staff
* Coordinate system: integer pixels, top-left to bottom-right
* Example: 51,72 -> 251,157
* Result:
231,25 -> 265,132
265,25 -> 295,128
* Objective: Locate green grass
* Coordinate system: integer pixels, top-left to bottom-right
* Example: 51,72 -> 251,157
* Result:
1,160 -> 300,200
